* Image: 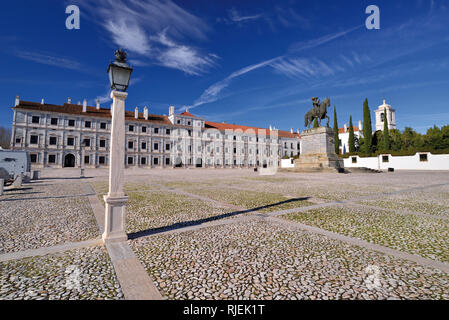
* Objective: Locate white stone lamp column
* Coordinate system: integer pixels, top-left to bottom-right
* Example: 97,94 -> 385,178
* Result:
102,90 -> 129,243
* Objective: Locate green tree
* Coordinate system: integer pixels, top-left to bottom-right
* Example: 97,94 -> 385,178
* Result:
425,125 -> 443,150
313,117 -> 319,128
441,125 -> 449,149
362,98 -> 373,154
402,127 -> 418,150
380,111 -> 390,151
333,106 -> 339,154
348,115 -> 356,153
390,129 -> 402,151
0,126 -> 11,149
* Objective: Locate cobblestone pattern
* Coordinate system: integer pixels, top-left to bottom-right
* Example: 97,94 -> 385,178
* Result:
285,206 -> 449,263
131,220 -> 449,300
0,246 -> 123,300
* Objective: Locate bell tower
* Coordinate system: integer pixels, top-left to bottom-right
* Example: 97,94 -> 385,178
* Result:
374,99 -> 396,131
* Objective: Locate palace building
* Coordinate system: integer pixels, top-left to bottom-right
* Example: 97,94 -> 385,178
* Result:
10,96 -> 301,169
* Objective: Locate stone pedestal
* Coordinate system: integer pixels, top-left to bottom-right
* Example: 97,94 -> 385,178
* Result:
294,127 -> 343,171
102,90 -> 129,244
0,179 -> 4,195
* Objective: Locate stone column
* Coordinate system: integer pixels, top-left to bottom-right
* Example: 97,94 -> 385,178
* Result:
102,91 -> 129,243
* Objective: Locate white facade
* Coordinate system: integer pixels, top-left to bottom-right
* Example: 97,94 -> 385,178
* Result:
338,120 -> 362,154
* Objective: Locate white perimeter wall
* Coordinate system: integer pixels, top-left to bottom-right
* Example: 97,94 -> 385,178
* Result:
343,152 -> 449,171
280,158 -> 295,168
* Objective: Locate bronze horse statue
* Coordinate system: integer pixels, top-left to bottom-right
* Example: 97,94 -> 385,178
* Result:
304,97 -> 331,128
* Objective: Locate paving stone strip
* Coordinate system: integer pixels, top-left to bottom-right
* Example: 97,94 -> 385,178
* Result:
87,191 -> 163,300
267,216 -> 449,275
349,202 -> 449,221
0,238 -> 103,263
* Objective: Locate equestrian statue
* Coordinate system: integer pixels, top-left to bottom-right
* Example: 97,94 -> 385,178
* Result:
304,96 -> 331,129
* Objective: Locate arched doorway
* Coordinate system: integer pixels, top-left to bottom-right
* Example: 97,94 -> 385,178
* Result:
175,157 -> 183,168
195,158 -> 202,168
64,154 -> 75,167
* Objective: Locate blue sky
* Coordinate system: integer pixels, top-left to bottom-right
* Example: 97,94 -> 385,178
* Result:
1,0 -> 448,133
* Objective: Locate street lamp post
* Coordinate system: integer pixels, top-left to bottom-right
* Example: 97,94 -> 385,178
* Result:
102,48 -> 133,244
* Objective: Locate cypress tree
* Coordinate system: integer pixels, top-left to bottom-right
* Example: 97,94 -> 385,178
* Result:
313,117 -> 319,128
381,109 -> 390,151
333,106 -> 339,154
348,115 -> 356,153
362,98 -> 373,154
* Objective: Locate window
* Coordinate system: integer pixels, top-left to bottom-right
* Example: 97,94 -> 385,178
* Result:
142,126 -> 147,133
165,158 -> 170,165
141,157 -> 146,165
233,148 -> 236,154
48,155 -> 56,163
154,143 -> 159,150
352,157 -> 357,164
127,157 -> 133,165
188,130 -> 191,136
67,137 -> 74,146
99,156 -> 105,164
49,137 -> 57,145
100,139 -> 106,148
83,138 -> 91,147
166,129 -> 171,135
166,143 -> 170,151
51,118 -> 58,125
30,154 -> 37,163
233,136 -> 236,141
15,138 -> 21,144
141,142 -> 147,150
128,141 -> 134,149
84,156 -> 90,164
68,119 -> 75,127
187,121 -> 191,126
382,155 -> 389,163
32,116 -> 40,124
154,157 -> 159,165
419,154 -> 428,162
100,122 -> 107,129
85,121 -> 91,128
30,135 -> 38,144
381,113 -> 385,122
154,128 -> 159,134
177,120 -> 181,124
129,125 -> 134,132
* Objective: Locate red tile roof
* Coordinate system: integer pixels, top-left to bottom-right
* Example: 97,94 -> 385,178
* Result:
180,110 -> 197,117
205,121 -> 300,139
13,100 -> 172,125
338,126 -> 360,134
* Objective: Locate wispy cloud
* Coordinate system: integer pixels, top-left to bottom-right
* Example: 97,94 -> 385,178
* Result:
14,51 -> 83,71
80,0 -> 217,75
228,8 -> 263,22
188,25 -> 362,110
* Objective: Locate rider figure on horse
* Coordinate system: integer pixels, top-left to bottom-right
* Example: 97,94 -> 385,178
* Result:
312,97 -> 320,113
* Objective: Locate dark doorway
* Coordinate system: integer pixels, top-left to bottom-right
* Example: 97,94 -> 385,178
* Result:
64,154 -> 75,167
196,158 -> 202,168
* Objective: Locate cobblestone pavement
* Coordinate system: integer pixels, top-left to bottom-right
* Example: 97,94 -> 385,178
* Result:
0,182 -> 99,254
0,246 -> 123,300
131,220 -> 449,300
2,168 -> 449,300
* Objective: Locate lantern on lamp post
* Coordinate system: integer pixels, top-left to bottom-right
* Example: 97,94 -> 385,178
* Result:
102,48 -> 133,244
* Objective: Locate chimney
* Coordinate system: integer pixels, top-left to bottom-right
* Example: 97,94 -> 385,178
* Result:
144,106 -> 149,120
77,101 -> 81,105
41,98 -> 44,104
67,97 -> 72,104
269,125 -> 272,131
96,99 -> 100,110
290,128 -> 293,134
358,120 -> 362,131
344,123 -> 347,133
15,95 -> 20,107
297,129 -> 300,134
135,106 -> 138,119
82,99 -> 87,112
169,106 -> 175,116
110,103 -> 113,115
